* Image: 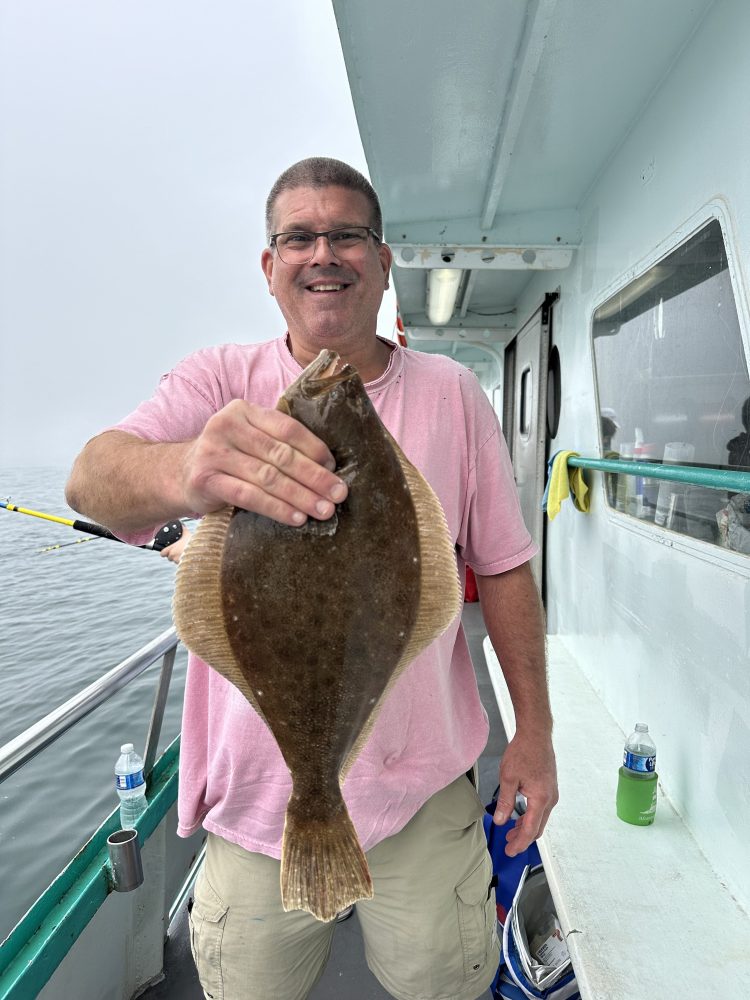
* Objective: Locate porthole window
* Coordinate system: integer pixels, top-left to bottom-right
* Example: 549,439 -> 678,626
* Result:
592,218 -> 750,551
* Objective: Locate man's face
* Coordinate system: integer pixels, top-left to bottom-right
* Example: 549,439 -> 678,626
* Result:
261,185 -> 392,347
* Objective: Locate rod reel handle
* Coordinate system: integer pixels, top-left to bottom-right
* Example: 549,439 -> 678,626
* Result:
150,520 -> 184,551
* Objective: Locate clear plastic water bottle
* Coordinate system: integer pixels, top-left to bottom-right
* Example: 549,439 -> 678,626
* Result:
616,723 -> 658,825
623,723 -> 657,773
115,743 -> 148,829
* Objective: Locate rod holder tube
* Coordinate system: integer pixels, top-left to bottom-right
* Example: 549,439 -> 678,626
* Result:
107,829 -> 144,892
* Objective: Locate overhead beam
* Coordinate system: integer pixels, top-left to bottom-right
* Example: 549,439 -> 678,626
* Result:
400,311 -> 516,332
459,271 -> 478,318
392,244 -> 574,271
384,209 -> 580,249
408,339 -> 506,377
480,0 -> 559,229
404,325 -> 515,344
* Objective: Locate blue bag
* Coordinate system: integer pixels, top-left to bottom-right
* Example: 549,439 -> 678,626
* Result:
483,796 -> 541,924
483,796 -> 578,1000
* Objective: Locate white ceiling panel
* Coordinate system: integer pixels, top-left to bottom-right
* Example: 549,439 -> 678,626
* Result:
332,0 -> 716,358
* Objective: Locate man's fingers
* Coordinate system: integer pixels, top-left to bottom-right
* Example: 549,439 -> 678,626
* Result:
492,789 -> 518,826
242,403 -> 335,471
184,401 -> 349,520
204,473 -> 333,527
208,448 -> 346,522
494,755 -> 523,825
502,785 -> 559,856
504,820 -> 533,857
231,405 -> 346,505
492,731 -> 559,854
504,801 -> 544,856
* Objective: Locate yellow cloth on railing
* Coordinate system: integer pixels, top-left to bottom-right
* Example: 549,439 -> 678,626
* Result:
544,450 -> 590,521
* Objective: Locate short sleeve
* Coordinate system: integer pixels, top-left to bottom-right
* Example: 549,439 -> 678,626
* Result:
110,362 -> 224,444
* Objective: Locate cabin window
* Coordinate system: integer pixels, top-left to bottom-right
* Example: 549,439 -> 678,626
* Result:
592,219 -> 750,552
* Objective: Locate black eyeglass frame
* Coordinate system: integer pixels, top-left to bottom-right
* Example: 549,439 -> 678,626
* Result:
268,226 -> 382,263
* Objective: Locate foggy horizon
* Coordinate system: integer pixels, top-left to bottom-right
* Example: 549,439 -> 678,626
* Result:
0,1 -> 397,474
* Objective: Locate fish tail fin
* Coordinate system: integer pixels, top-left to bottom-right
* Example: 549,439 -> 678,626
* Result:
281,794 -> 373,922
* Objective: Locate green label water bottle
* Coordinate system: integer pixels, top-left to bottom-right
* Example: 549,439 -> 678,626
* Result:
616,722 -> 657,825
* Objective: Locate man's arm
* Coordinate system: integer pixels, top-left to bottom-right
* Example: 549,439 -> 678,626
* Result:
476,561 -> 558,856
65,400 -> 348,533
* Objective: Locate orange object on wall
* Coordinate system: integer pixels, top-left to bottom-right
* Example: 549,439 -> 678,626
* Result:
395,311 -> 407,347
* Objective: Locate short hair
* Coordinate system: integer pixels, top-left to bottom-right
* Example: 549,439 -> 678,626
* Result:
265,157 -> 383,240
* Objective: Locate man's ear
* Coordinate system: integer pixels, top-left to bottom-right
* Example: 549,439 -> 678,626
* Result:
261,248 -> 275,296
378,241 -> 393,288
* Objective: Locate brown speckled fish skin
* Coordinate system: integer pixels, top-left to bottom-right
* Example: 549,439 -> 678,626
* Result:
173,349 -> 461,921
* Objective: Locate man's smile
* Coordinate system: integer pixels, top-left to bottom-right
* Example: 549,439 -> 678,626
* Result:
302,271 -> 355,295
306,282 -> 349,293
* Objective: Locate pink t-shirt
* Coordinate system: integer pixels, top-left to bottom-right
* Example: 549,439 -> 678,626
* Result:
113,336 -> 535,856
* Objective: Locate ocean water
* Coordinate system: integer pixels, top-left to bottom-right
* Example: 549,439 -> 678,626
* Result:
0,467 -> 188,941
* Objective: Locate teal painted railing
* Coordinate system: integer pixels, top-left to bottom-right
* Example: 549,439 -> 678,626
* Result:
567,457 -> 750,493
0,737 -> 181,1000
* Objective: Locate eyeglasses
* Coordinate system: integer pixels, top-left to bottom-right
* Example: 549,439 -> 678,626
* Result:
269,226 -> 381,264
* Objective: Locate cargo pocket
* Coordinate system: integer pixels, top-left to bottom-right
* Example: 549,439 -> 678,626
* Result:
456,854 -> 495,981
188,873 -> 229,1000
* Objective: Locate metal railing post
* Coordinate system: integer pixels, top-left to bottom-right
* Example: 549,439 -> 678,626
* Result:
143,645 -> 177,780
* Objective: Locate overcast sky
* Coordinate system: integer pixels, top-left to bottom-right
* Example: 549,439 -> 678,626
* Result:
0,1 -> 396,469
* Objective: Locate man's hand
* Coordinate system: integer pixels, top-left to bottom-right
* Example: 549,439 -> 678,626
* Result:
181,400 -> 348,526
66,402 -> 349,534
492,730 -> 558,856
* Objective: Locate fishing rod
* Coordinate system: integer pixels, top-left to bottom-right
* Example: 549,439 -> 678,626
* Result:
39,535 -> 104,554
0,499 -> 183,552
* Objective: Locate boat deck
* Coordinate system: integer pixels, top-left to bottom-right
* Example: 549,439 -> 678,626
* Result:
143,602 -> 501,1000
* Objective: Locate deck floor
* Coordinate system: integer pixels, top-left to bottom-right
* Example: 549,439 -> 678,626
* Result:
144,603 -> 502,1000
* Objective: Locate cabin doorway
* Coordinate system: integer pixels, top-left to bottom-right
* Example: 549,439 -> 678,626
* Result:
503,296 -> 556,594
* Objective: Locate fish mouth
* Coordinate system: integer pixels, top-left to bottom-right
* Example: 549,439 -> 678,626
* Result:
300,350 -> 357,396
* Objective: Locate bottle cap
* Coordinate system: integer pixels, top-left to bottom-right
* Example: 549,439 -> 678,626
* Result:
635,723 -> 648,732
121,742 -> 134,754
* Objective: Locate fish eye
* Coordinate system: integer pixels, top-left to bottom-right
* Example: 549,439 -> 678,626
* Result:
329,386 -> 344,402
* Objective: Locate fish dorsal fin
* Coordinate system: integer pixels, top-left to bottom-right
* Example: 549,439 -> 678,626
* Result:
341,436 -> 461,778
172,506 -> 268,724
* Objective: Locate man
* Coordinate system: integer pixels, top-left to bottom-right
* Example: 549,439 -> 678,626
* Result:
66,157 -> 557,1000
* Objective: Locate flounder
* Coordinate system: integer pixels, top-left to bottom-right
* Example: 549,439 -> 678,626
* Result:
173,349 -> 461,921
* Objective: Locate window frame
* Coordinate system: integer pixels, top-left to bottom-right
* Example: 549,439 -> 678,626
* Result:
589,201 -> 750,559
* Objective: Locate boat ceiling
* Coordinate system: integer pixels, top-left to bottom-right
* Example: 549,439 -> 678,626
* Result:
333,0 -> 714,375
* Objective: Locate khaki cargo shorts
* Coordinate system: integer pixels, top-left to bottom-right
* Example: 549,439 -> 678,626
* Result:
188,773 -> 499,1000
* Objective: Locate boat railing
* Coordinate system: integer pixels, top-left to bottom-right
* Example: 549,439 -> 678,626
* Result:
0,628 -> 191,1000
0,626 -> 179,787
568,456 -> 750,492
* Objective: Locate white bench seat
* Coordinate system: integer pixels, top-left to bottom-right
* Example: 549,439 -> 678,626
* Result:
483,634 -> 750,1000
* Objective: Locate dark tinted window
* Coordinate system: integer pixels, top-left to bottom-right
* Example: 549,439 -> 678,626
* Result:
592,219 -> 750,550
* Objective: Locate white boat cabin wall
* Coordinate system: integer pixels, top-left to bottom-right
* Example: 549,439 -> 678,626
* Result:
334,0 -> 750,936
513,6 -> 750,916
